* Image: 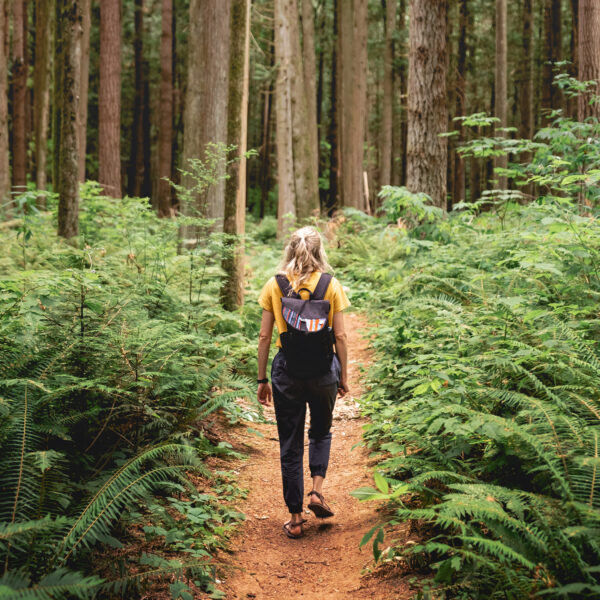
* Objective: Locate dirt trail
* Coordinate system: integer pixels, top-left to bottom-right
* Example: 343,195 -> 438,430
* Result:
215,312 -> 414,600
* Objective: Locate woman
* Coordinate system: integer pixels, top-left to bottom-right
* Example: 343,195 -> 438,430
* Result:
256,226 -> 350,539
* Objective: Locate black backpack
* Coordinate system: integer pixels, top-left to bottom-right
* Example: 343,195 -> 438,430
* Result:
275,273 -> 335,380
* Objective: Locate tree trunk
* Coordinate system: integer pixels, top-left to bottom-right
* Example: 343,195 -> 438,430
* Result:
57,0 -> 82,239
453,0 -> 467,205
578,0 -> 600,120
301,0 -> 319,184
34,0 -> 53,204
327,0 -> 340,214
0,0 -> 9,210
518,0 -> 534,197
392,0 -> 407,186
182,0 -> 231,228
380,0 -> 395,189
156,0 -> 173,215
568,0 -> 579,119
128,0 -> 148,199
406,0 -> 447,208
275,0 -> 297,235
275,0 -> 318,229
339,0 -> 368,210
12,0 -> 27,194
221,0 -> 250,310
99,0 -> 121,197
541,0 -> 563,120
77,0 -> 89,182
259,44 -> 274,220
494,0 -> 508,189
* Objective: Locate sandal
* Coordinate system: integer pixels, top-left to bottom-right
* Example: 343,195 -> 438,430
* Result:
307,490 -> 334,519
283,518 -> 307,539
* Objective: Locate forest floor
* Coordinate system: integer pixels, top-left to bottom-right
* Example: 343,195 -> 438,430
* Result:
208,312 -> 417,600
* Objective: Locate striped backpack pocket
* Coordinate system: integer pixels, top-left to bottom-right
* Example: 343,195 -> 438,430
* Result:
275,273 -> 334,379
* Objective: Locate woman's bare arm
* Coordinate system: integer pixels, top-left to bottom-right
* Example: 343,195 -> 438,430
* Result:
257,310 -> 275,405
333,311 -> 349,397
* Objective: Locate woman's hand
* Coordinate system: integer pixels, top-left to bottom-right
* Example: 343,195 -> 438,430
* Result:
338,378 -> 349,397
258,382 -> 273,406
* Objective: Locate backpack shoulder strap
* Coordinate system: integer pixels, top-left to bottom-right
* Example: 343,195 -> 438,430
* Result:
275,274 -> 295,298
312,273 -> 333,301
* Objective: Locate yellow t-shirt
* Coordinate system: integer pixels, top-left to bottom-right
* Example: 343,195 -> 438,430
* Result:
258,272 -> 350,347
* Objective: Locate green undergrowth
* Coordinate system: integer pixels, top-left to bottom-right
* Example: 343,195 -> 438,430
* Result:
0,185 -> 260,599
331,200 -> 600,598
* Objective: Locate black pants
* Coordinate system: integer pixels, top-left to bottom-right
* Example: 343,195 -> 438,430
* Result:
271,351 -> 340,514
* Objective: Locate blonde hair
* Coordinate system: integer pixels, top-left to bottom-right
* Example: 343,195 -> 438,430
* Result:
279,226 -> 332,292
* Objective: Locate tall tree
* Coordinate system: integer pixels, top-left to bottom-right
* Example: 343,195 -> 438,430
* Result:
541,0 -> 563,119
453,0 -> 468,204
392,0 -> 407,186
518,0 -> 534,198
128,0 -> 151,199
406,0 -> 447,208
327,0 -> 340,213
221,0 -> 251,310
56,0 -> 82,239
34,0 -> 53,204
568,0 -> 579,118
275,0 -> 319,234
380,0 -> 396,189
578,0 -> 600,120
11,0 -> 27,194
301,0 -> 319,183
0,0 -> 9,209
182,0 -> 231,225
77,0 -> 90,182
339,0 -> 368,210
99,0 -> 122,198
494,0 -> 508,189
156,0 -> 173,215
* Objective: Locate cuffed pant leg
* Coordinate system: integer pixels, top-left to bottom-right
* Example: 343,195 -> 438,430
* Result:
307,381 -> 338,479
272,356 -> 306,514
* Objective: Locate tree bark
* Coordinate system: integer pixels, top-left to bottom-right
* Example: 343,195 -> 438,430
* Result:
327,0 -> 340,213
494,0 -> 508,189
128,0 -> 150,199
301,0 -> 319,184
0,0 -> 10,210
156,0 -> 173,215
578,0 -> 600,120
12,0 -> 27,194
221,0 -> 251,310
99,0 -> 121,198
568,0 -> 579,119
392,0 -> 407,186
182,0 -> 231,226
541,0 -> 563,119
275,0 -> 319,230
453,0 -> 467,205
57,0 -> 82,239
339,0 -> 368,210
275,0 -> 297,235
406,0 -> 447,208
259,39 -> 274,220
380,0 -> 396,189
33,0 -> 53,204
77,0 -> 89,182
